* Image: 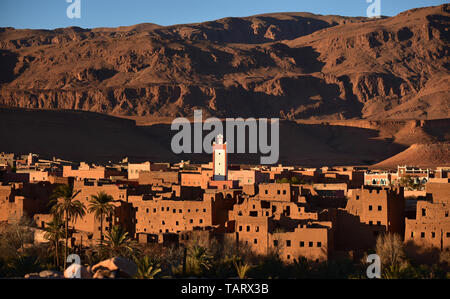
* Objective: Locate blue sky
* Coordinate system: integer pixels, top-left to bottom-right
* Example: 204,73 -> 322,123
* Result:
0,0 -> 447,29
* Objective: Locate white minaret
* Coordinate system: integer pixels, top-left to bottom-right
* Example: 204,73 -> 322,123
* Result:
213,134 -> 227,181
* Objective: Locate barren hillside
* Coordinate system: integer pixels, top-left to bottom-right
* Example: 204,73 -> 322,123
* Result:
372,143 -> 450,169
0,4 -> 448,120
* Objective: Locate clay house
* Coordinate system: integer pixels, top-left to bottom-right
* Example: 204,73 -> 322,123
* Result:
128,162 -> 151,180
0,152 -> 15,168
63,162 -> 123,180
434,167 -> 449,179
270,221 -> 333,263
228,202 -> 333,262
65,180 -> 135,244
330,186 -> 405,253
132,187 -> 237,243
227,169 -> 270,187
397,166 -> 431,184
364,171 -> 396,187
127,161 -> 171,180
226,183 -> 334,262
308,183 -> 349,209
320,167 -> 365,188
181,171 -> 211,189
139,170 -> 180,186
0,182 -> 56,223
404,182 -> 450,261
15,169 -> 54,183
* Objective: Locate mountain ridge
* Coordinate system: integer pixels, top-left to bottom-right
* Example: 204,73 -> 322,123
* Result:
0,4 -> 448,121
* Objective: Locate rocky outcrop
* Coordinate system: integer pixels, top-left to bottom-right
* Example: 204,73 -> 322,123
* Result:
0,5 -> 448,120
25,270 -> 63,279
64,263 -> 93,279
91,257 -> 137,279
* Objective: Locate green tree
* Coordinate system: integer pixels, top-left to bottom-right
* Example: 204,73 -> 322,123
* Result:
134,256 -> 162,279
291,257 -> 312,278
279,178 -> 290,184
102,225 -> 134,258
234,260 -> 252,279
179,245 -> 213,277
43,215 -> 65,269
290,176 -> 300,184
50,184 -> 86,269
397,175 -> 419,190
88,191 -> 115,245
7,254 -> 42,278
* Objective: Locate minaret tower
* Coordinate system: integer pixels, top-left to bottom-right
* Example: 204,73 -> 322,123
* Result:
212,134 -> 227,181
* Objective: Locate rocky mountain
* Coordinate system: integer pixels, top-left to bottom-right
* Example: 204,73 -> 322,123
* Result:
0,4 -> 448,120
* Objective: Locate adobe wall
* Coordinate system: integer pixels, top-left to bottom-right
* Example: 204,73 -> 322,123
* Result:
128,162 -> 150,179
28,171 -> 49,183
181,172 -> 210,189
228,170 -> 269,187
71,181 -> 129,239
34,213 -> 54,229
234,215 -> 270,255
63,165 -> 106,180
134,198 -> 213,235
259,183 -> 296,202
270,224 -> 331,263
313,183 -> 348,195
139,171 -> 180,185
346,187 -> 404,236
426,182 -> 450,203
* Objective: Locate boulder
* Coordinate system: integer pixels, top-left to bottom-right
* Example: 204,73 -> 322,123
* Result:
39,270 -> 63,279
92,257 -> 137,278
64,263 -> 92,279
92,269 -> 116,279
24,273 -> 40,279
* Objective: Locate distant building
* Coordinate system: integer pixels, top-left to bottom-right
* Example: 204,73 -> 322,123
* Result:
63,162 -> 123,180
128,162 -> 151,180
405,182 -> 450,261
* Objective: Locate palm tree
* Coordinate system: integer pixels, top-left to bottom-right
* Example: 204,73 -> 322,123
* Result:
234,260 -> 252,279
134,256 -> 162,279
187,245 -> 213,275
102,225 -> 134,258
43,215 -> 65,269
292,257 -> 311,278
50,184 -> 86,269
88,191 -> 115,245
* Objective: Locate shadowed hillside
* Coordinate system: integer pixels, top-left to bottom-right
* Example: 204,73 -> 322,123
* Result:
2,108 -> 449,167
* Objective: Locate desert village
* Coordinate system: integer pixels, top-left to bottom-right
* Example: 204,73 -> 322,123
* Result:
0,134 -> 449,279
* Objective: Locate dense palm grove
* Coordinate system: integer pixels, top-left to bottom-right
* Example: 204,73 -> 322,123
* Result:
0,185 -> 449,279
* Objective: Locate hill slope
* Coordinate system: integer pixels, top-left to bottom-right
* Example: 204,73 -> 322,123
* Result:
0,4 -> 449,120
372,143 -> 450,169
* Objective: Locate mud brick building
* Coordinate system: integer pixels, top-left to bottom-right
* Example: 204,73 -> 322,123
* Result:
405,183 -> 450,261
139,170 -> 180,186
68,180 -> 135,241
330,186 -> 405,252
0,182 -> 56,222
132,187 -> 237,242
226,183 -> 334,262
63,162 -> 123,180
